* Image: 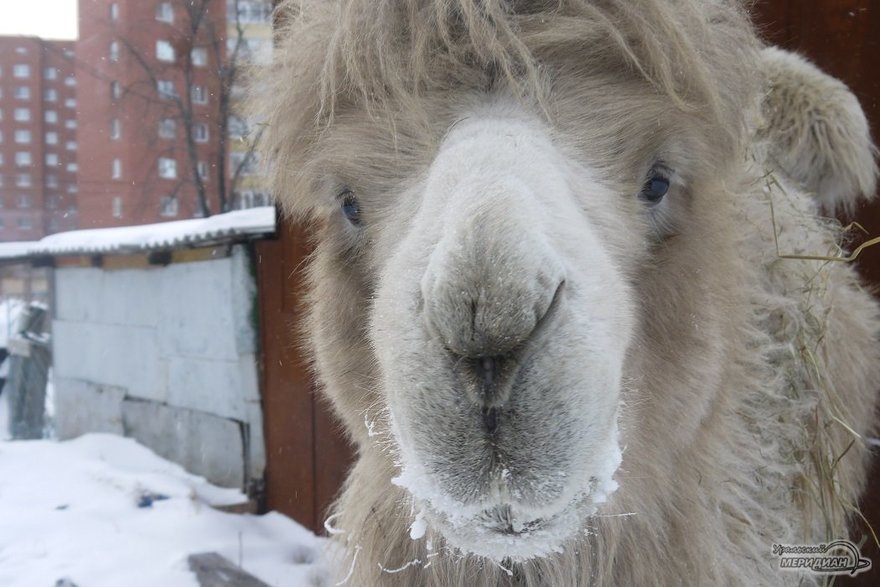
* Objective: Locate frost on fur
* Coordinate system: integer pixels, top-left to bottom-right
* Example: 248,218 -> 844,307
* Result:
249,1 -> 880,585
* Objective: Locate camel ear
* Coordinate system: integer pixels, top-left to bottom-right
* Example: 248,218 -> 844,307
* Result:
758,46 -> 878,213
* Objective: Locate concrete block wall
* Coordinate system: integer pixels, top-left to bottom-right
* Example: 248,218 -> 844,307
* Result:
52,245 -> 264,490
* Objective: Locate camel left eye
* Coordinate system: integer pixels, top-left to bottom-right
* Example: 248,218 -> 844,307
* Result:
640,175 -> 670,204
340,190 -> 362,226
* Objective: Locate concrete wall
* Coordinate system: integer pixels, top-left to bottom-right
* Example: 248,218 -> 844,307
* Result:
52,245 -> 264,490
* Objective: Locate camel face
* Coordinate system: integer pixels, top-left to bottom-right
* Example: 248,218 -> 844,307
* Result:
369,107 -> 636,559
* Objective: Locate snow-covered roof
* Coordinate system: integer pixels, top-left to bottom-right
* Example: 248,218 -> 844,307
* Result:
0,207 -> 276,261
0,241 -> 39,261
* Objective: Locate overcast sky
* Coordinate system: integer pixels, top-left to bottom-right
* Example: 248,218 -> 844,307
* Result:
0,0 -> 78,40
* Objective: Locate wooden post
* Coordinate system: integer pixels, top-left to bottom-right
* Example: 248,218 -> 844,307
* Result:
255,215 -> 354,534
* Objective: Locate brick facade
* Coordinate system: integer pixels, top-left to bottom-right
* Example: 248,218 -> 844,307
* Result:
0,37 -> 78,241
77,0 -> 226,227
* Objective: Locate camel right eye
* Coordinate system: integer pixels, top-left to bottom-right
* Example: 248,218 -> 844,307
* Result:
639,175 -> 670,204
339,190 -> 362,226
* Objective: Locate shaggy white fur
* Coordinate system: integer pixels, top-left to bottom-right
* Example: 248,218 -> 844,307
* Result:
249,1 -> 880,585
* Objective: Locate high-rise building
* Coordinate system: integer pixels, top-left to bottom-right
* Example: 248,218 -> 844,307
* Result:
75,0 -> 272,228
226,0 -> 272,210
0,37 -> 78,242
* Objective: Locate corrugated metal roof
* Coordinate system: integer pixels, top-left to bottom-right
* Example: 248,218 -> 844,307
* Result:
0,207 -> 276,261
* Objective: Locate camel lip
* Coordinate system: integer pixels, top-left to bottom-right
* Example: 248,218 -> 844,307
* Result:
480,505 -> 546,536
425,497 -> 581,561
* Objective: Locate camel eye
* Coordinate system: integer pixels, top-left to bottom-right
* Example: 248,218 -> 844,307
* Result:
339,190 -> 362,226
639,175 -> 670,204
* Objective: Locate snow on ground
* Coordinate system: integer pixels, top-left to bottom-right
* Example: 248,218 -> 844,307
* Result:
0,433 -> 332,587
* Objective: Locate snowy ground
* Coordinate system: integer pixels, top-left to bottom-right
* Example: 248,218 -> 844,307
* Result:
0,428 -> 333,587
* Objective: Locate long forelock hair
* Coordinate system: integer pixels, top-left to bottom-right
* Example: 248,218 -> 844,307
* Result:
249,0 -> 761,218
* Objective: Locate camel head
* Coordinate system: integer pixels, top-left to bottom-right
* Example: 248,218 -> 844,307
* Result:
251,0 -> 859,566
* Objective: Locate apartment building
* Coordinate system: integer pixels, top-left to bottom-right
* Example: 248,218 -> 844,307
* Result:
0,37 -> 78,241
76,0 -> 271,228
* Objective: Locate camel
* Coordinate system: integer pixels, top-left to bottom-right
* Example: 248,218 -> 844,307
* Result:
250,1 -> 880,584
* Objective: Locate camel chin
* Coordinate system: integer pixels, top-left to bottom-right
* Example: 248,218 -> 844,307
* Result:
392,424 -> 623,562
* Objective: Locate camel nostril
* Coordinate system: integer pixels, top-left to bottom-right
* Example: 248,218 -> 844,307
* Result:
481,406 -> 500,434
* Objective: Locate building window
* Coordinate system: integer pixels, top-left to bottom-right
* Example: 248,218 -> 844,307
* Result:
17,194 -> 32,208
46,175 -> 59,188
230,1 -> 273,24
236,190 -> 271,209
156,2 -> 174,23
15,46 -> 27,55
47,195 -> 59,209
112,158 -> 122,179
111,81 -> 122,100
110,41 -> 119,62
13,108 -> 30,122
14,130 -> 31,144
159,196 -> 179,217
13,64 -> 30,78
158,157 -> 177,179
191,47 -> 208,66
45,110 -> 58,123
158,118 -> 176,139
17,217 -> 32,230
67,184 -> 78,194
67,162 -> 78,173
197,161 -> 209,180
64,98 -> 77,108
228,116 -> 247,138
156,40 -> 175,62
64,76 -> 76,86
237,38 -> 272,64
44,88 -> 58,101
14,86 -> 30,99
110,2 -> 119,21
16,174 -> 31,187
191,85 -> 207,104
66,141 -> 77,151
46,153 -> 59,166
194,123 -> 209,142
157,80 -> 176,99
111,118 -> 121,139
230,152 -> 257,176
44,67 -> 57,79
46,132 -> 58,145
65,119 -> 77,130
112,196 -> 123,218
15,152 -> 32,166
